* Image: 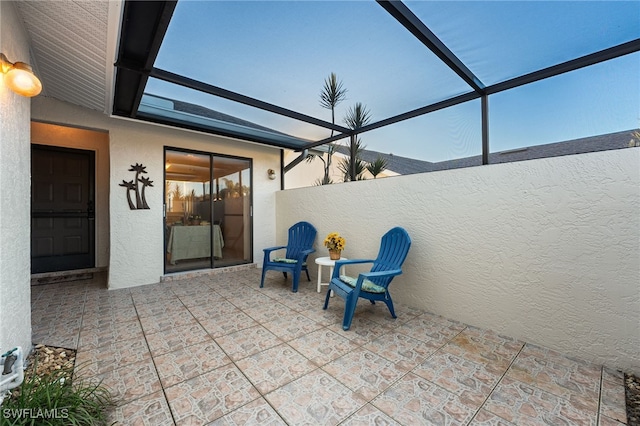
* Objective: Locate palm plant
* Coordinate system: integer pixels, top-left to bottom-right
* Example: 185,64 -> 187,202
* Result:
317,72 -> 347,185
630,130 -> 640,147
314,177 -> 333,186
343,102 -> 371,182
343,102 -> 371,131
367,155 -> 388,178
338,138 -> 368,181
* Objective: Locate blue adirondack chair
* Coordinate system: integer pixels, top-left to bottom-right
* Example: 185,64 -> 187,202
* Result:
323,227 -> 411,330
260,221 -> 317,292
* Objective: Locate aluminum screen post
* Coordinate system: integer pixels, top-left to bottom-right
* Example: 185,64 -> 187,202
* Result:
482,94 -> 489,165
350,134 -> 357,181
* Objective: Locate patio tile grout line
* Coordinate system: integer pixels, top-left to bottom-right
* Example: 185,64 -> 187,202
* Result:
485,342 -> 603,424
132,294 -> 179,426
597,366 -> 604,426
466,338 -> 527,425
206,283 -> 393,424
221,303 -> 313,423
74,287 -> 174,422
332,332 -> 454,425
174,289 -> 294,424
84,285 -> 449,425
73,286 -> 89,353
370,325 -> 471,425
181,287 -> 281,418
538,344 -> 605,416
223,286 -> 326,425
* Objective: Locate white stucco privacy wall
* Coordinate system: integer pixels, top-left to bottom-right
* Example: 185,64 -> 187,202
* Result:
32,97 -> 281,289
0,1 -> 32,353
276,148 -> 640,373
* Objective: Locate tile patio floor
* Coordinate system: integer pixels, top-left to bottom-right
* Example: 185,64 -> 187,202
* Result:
31,268 -> 628,425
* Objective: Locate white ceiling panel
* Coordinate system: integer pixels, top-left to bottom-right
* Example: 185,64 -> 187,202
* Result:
15,0 -> 116,113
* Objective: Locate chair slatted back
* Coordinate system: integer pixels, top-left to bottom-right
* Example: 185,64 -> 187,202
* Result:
285,221 -> 317,260
369,227 -> 411,288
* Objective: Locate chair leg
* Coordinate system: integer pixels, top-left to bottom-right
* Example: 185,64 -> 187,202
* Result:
384,295 -> 397,319
305,267 -> 311,281
283,272 -> 288,279
342,292 -> 358,330
260,267 -> 267,288
291,271 -> 300,292
323,287 -> 331,310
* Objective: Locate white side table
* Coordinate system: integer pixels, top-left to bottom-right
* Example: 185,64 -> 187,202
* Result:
315,256 -> 348,294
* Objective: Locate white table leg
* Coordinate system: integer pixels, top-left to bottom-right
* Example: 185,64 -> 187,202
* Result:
328,266 -> 335,297
317,263 -> 322,292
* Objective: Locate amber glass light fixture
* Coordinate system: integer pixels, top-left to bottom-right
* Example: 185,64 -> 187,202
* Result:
1,53 -> 42,97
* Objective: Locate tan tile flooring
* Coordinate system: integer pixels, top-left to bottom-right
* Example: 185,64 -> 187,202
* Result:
30,268 -> 628,425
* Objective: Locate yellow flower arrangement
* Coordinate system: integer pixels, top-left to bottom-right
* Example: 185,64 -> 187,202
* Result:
323,232 -> 346,251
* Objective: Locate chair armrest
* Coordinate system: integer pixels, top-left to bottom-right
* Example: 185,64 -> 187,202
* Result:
263,246 -> 287,259
299,248 -> 316,258
360,269 -> 403,280
292,248 -> 316,265
351,269 -> 403,293
331,259 -> 374,279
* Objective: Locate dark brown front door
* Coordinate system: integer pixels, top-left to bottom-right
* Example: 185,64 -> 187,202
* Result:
31,145 -> 95,273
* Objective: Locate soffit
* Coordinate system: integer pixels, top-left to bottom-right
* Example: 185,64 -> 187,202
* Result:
14,0 -> 119,114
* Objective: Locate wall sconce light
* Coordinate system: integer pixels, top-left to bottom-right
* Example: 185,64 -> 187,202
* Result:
267,169 -> 277,180
1,53 -> 42,97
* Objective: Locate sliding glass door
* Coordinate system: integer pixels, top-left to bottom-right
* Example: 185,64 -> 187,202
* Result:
164,148 -> 252,273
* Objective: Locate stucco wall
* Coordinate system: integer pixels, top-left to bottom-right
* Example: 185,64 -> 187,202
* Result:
276,148 -> 640,373
0,1 -> 32,353
31,123 -> 110,269
32,97 -> 281,289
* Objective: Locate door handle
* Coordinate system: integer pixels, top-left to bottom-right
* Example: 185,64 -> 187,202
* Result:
87,200 -> 95,220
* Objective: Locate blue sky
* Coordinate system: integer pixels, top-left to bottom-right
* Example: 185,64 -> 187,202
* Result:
150,1 -> 639,162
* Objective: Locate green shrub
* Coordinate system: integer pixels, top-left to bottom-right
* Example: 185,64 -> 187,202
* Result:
1,361 -> 114,426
